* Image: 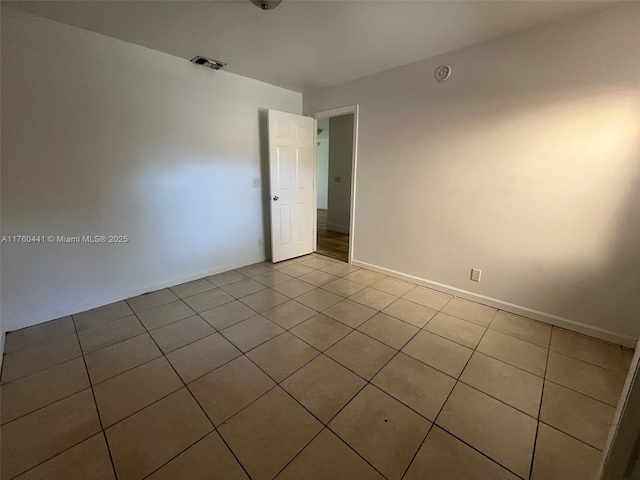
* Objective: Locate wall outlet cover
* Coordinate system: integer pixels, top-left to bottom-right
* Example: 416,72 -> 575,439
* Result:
471,268 -> 482,282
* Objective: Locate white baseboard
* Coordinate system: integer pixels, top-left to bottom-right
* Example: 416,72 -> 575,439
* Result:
4,256 -> 267,335
353,259 -> 637,348
327,223 -> 350,234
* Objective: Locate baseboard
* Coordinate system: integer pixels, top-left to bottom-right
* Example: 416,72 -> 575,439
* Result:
4,255 -> 267,334
327,223 -> 350,234
352,259 -> 637,348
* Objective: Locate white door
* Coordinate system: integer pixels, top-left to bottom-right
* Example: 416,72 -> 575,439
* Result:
268,110 -> 315,263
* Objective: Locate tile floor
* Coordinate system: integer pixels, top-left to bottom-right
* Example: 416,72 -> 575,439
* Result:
0,254 -> 633,480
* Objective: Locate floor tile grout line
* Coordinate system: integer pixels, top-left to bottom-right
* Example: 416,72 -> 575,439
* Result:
125,304 -> 257,480
542,377 -> 620,408
528,340 -> 550,480
71,315 -> 119,480
536,419 -> 606,453
399,423 -> 434,480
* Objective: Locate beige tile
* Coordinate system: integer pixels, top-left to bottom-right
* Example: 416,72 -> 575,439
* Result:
221,278 -> 267,298
218,387 -> 323,480
74,301 -> 134,330
383,299 -> 437,328
546,351 -> 625,406
300,256 -> 336,269
425,312 -> 486,348
371,277 -> 415,297
0,389 -> 101,479
490,311 -> 551,347
323,299 -> 377,328
296,288 -> 343,311
273,257 -> 306,269
349,287 -> 398,311
247,332 -> 320,382
550,328 -> 627,373
372,353 -> 455,421
106,388 -> 213,480
93,357 -> 183,427
1,357 -> 89,425
298,270 -> 340,287
13,433 -> 115,480
147,432 -> 248,480
322,278 -> 366,297
220,315 -> 284,352
236,262 -> 273,277
4,316 -> 75,354
199,300 -> 256,330
531,423 -> 602,480
441,298 -> 496,326
290,314 -> 352,351
252,269 -> 293,287
183,288 -> 234,313
358,313 -> 419,349
460,352 -> 543,417
326,331 -> 396,380
137,300 -> 195,330
321,262 -> 360,277
282,355 -> 366,423
272,279 -> 317,298
78,315 -> 145,354
262,300 -> 316,329
206,270 -> 247,287
541,381 -> 615,450
170,279 -> 216,299
277,428 -> 385,480
404,426 -> 519,480
278,263 -> 316,277
149,315 -> 215,353
240,288 -> 289,312
343,269 -> 386,286
402,330 -> 472,378
402,286 -> 452,310
1,333 -> 82,384
126,290 -> 178,314
189,356 -> 275,426
436,383 -> 537,478
329,384 -> 430,480
166,333 -> 241,383
85,334 -> 162,384
477,329 -> 548,377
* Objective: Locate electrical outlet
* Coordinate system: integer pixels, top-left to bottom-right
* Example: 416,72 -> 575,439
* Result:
470,269 -> 482,282
252,177 -> 260,188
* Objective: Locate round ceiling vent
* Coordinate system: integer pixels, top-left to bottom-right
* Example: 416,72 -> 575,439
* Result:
435,65 -> 451,82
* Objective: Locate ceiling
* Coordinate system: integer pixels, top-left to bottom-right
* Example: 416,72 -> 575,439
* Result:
7,0 -> 615,92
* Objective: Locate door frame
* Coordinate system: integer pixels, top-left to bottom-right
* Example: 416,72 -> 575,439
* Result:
312,104 -> 359,264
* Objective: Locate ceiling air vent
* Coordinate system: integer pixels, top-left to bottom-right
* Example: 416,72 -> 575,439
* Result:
190,56 -> 226,70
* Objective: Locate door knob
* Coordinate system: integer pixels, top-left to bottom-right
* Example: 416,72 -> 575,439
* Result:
273,196 -> 279,201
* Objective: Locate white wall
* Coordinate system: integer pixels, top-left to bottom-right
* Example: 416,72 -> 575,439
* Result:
1,7 -> 302,333
304,4 -> 640,345
327,114 -> 354,233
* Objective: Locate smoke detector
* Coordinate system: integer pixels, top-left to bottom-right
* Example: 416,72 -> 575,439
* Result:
251,0 -> 283,10
435,65 -> 451,82
190,55 -> 226,70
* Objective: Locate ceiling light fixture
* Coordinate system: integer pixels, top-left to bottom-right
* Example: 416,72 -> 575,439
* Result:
251,0 -> 283,10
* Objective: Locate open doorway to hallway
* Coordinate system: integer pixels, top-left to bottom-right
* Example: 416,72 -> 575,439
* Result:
316,113 -> 354,262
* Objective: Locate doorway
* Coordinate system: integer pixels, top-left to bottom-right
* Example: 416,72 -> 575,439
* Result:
314,106 -> 358,263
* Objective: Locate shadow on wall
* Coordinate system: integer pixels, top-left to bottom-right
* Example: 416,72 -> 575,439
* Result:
258,109 -> 271,260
